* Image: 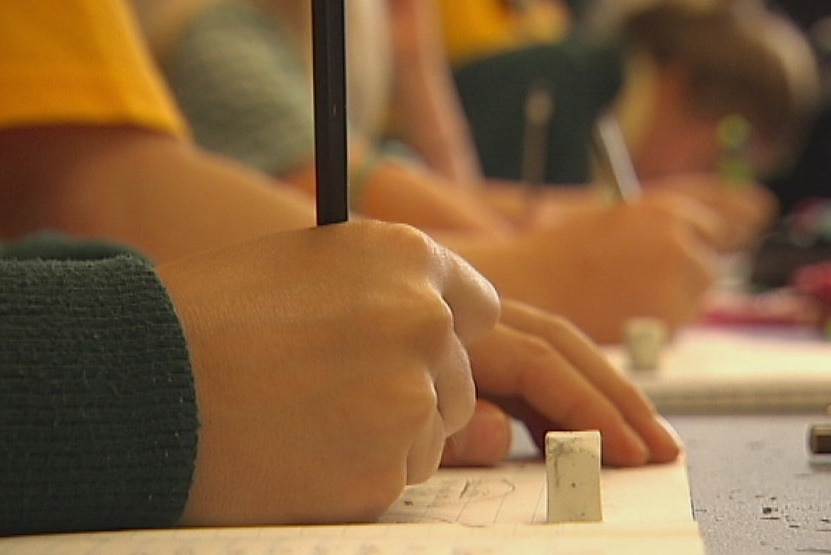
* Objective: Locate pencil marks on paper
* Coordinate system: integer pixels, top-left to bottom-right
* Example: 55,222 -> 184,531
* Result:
379,465 -> 547,526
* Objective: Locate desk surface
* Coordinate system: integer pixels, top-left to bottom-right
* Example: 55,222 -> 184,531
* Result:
670,414 -> 831,554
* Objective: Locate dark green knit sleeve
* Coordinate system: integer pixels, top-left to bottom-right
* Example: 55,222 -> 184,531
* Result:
0,249 -> 198,535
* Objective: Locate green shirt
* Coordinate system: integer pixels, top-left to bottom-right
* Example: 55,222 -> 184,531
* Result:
166,0 -> 315,177
0,234 -> 198,536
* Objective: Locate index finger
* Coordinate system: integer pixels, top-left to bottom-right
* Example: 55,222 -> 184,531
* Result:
498,300 -> 681,464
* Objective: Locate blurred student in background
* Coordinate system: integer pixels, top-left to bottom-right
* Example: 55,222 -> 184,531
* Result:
435,0 -> 816,252
131,0 -> 772,343
594,0 -> 820,183
436,0 -> 818,189
434,0 -> 613,185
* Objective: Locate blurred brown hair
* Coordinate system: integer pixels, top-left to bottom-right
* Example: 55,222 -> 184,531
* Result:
594,0 -> 821,173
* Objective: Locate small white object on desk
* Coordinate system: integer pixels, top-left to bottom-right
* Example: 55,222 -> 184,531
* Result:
624,317 -> 668,371
545,430 -> 603,523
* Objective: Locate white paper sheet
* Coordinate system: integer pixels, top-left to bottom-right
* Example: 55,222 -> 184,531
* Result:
608,326 -> 831,413
0,459 -> 703,555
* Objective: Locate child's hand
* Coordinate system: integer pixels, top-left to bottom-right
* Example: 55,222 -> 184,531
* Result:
158,221 -> 499,525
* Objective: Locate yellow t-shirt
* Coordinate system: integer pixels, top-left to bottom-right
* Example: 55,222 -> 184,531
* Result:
436,0 -> 570,66
0,0 -> 186,135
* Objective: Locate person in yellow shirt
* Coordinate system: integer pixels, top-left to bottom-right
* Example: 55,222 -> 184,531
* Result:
436,0 -> 572,66
1,2 -> 184,134
0,0 -> 682,535
439,0 -> 819,189
434,0 -> 624,184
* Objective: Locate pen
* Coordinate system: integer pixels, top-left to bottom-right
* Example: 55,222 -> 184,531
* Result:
521,80 -> 554,218
521,80 -> 555,188
591,112 -> 642,203
312,0 -> 349,225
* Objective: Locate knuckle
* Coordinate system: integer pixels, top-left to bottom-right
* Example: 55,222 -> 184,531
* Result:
517,334 -> 557,365
539,313 -> 580,340
401,287 -> 455,350
385,222 -> 438,261
352,221 -> 437,269
354,471 -> 408,520
407,374 -> 440,418
507,334 -> 561,391
382,367 -> 439,429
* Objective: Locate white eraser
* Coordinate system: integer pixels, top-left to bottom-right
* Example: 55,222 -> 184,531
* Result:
624,317 -> 667,371
545,430 -> 603,523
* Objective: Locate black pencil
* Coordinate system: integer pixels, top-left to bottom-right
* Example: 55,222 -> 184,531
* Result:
591,112 -> 642,203
312,0 -> 349,225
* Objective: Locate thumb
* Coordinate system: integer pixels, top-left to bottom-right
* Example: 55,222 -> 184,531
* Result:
441,399 -> 512,467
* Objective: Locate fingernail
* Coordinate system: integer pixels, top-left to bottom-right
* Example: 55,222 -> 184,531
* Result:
654,415 -> 685,460
621,424 -> 650,465
454,404 -> 512,465
471,405 -> 512,457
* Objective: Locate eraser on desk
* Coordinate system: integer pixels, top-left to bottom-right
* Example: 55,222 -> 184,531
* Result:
624,317 -> 667,371
545,430 -> 603,523
808,423 -> 831,455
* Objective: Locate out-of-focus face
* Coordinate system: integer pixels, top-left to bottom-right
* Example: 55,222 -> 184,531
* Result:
633,109 -> 723,180
633,108 -> 774,182
626,64 -> 773,182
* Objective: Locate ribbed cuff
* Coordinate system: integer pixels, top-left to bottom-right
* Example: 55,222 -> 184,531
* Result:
0,255 -> 198,535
